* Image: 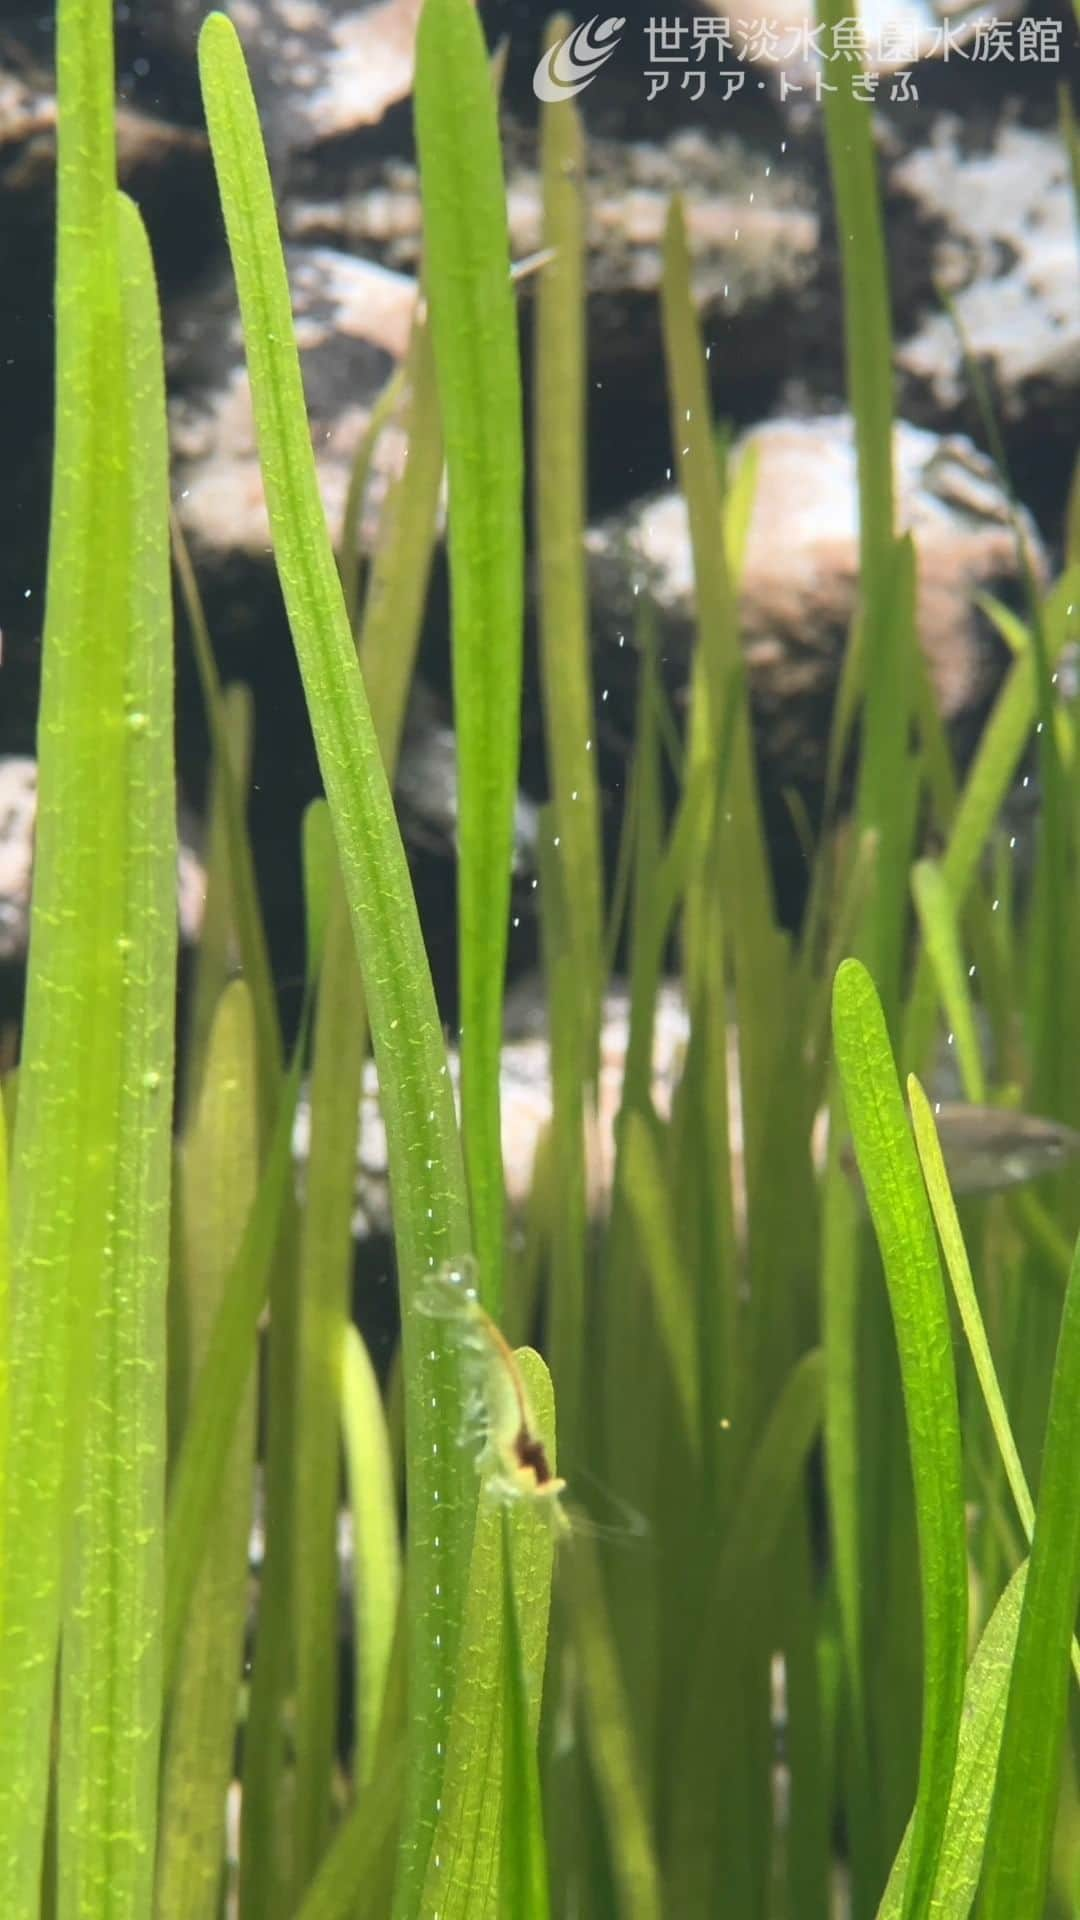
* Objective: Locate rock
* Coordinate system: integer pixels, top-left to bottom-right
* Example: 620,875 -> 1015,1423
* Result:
292,978 -> 696,1239
285,126 -> 820,376
695,0 -> 1026,91
0,757 -> 207,964
0,39 -> 208,210
133,0 -> 426,160
169,247 -> 417,572
893,121 -> 1080,443
584,412 -> 1046,786
0,758 -> 37,964
395,682 -> 539,878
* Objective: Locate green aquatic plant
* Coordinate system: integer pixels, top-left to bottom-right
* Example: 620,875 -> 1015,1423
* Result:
1,0 -> 1080,1915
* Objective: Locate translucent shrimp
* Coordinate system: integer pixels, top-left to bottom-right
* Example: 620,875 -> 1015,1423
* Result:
416,1257 -> 569,1535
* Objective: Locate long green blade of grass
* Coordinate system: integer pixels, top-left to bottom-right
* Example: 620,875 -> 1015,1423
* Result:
909,1078 -> 1033,1550
536,833 -> 588,1459
157,983 -> 258,1920
660,198 -> 782,1186
338,363 -> 407,631
57,187 -> 176,1920
291,867 -> 368,1896
356,306 -> 443,770
877,1564 -> 1029,1919
414,0 -> 524,1319
902,568 -> 1078,1072
564,1529 -> 662,1920
979,1225 -> 1080,1918
418,1350 -> 557,1920
669,1350 -> 825,1912
294,1742 -> 405,1920
910,862 -> 987,1104
534,21 -> 603,1083
619,1110 -> 701,1456
162,1030 -> 304,1688
820,1103 -> 870,1890
832,958 -> 967,1920
238,802 -> 333,1920
499,1509 -> 552,1920
341,1324 -> 402,1789
815,0 -> 894,649
0,0 -> 164,1898
196,22 -> 475,1915
172,518 -> 281,1125
179,678 -> 254,1118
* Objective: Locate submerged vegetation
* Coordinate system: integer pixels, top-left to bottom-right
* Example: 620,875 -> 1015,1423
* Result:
0,0 -> 1079,1916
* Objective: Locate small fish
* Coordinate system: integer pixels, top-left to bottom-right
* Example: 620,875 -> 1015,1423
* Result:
831,1103 -> 1080,1200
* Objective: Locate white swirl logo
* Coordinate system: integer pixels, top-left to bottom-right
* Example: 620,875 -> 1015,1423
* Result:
533,15 -> 625,101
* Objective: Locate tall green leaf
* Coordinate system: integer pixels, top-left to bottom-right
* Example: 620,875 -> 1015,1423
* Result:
157,984 -> 258,1920
414,0 -> 524,1318
0,0 -> 170,1901
418,1350 -> 557,1920
877,1565 -> 1029,1919
57,189 -> 176,1920
197,20 -> 474,1914
534,23 -> 603,1082
833,959 -> 967,1920
979,1226 -> 1080,1917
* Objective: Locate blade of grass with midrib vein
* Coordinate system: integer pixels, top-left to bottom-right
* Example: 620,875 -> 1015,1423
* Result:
832,958 -> 967,1920
0,0 -> 160,1902
978,1224 -> 1080,1919
171,519 -> 281,1127
660,198 -> 783,1190
156,983 -> 257,1920
197,22 -> 473,1918
414,0 -> 524,1322
535,20 -> 603,1085
902,568 -> 1078,1075
418,1350 -> 557,1920
500,1507 -> 552,1920
57,188 -> 177,1920
238,800 -> 331,1920
877,1564 -> 1028,1920
356,304 -> 443,771
291,847 -> 368,1900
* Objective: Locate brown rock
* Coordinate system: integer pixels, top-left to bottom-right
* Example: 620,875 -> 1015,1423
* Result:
585,413 -> 1046,784
893,121 -> 1080,437
0,758 -> 206,963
